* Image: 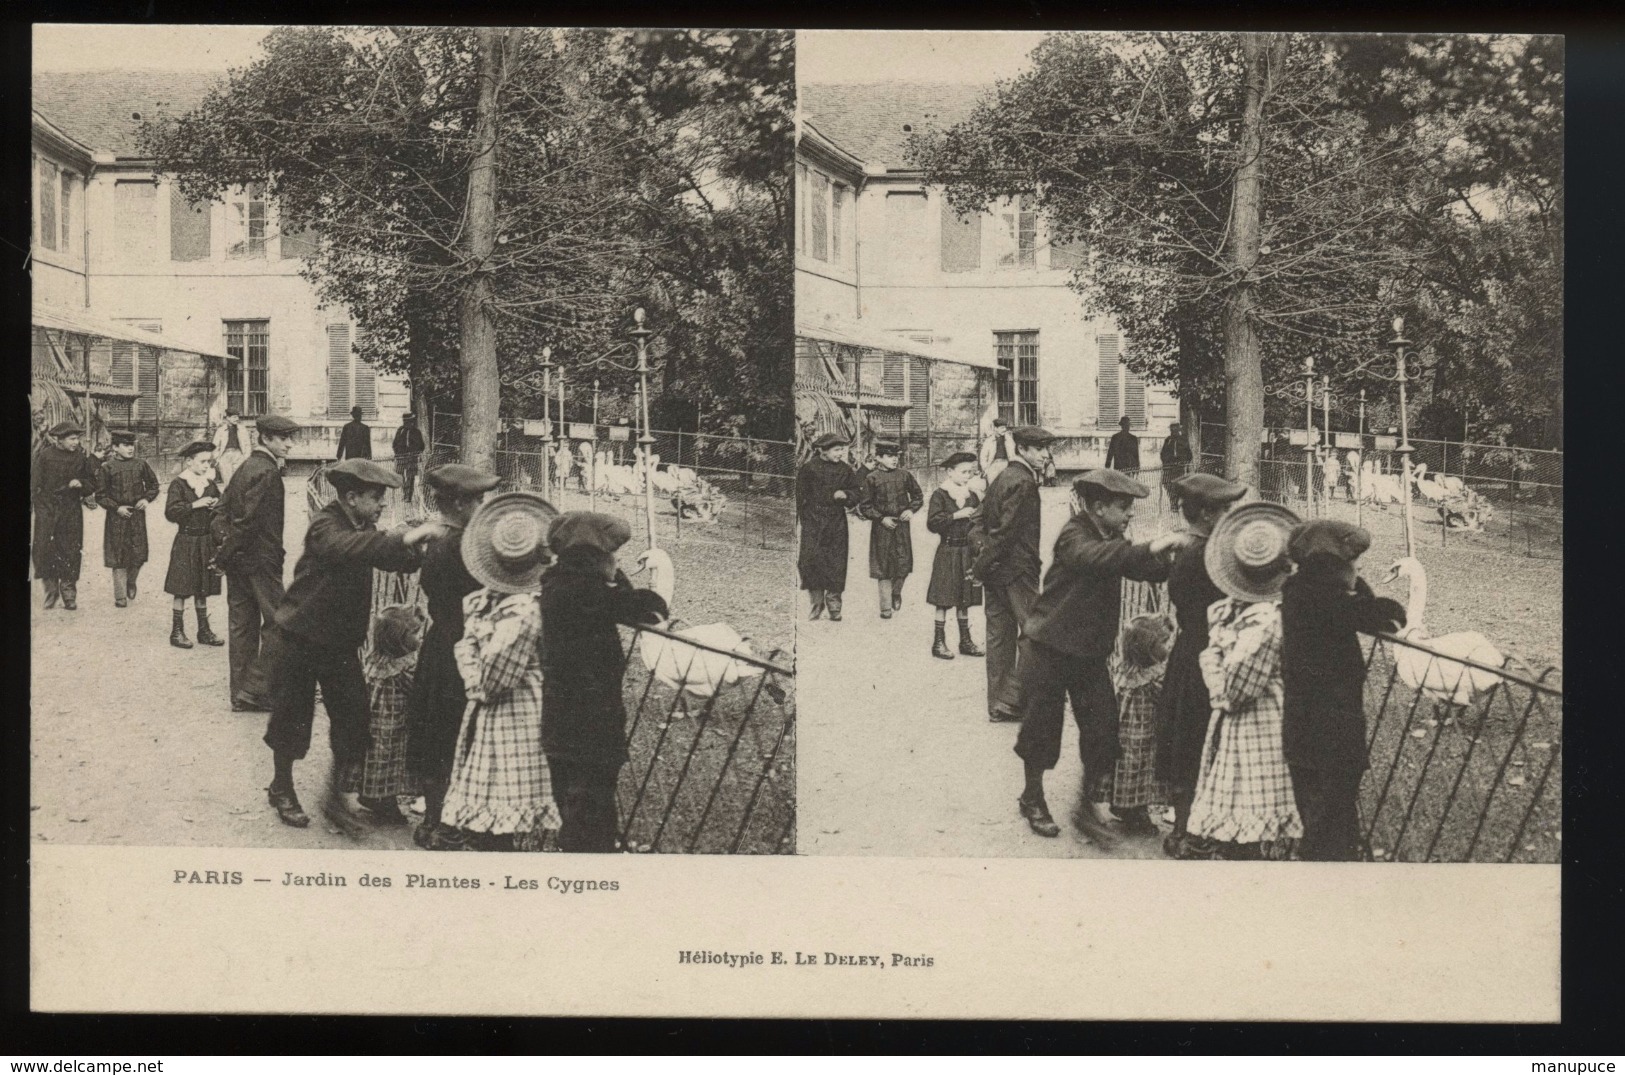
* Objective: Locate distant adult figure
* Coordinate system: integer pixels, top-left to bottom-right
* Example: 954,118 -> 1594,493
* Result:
216,414 -> 300,711
31,418 -> 100,611
335,405 -> 373,461
392,412 -> 427,502
979,416 -> 1014,485
213,407 -> 247,488
974,425 -> 1055,722
1105,415 -> 1141,475
1160,422 -> 1193,510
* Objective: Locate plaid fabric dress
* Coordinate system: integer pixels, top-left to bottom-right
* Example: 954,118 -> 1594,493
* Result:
1188,597 -> 1303,849
442,589 -> 562,836
342,652 -> 419,799
1091,662 -> 1169,808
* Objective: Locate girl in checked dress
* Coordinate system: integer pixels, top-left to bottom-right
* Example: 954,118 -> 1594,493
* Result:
342,605 -> 425,824
1089,614 -> 1174,836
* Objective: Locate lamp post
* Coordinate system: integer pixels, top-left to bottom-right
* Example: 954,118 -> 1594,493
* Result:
630,307 -> 657,551
1303,355 -> 1316,517
1390,317 -> 1419,557
538,346 -> 555,491
1322,373 -> 1332,510
590,377 -> 601,512
556,360 -> 567,496
1356,387 -> 1367,527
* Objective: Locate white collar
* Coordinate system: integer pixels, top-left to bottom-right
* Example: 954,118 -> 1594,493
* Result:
178,469 -> 212,496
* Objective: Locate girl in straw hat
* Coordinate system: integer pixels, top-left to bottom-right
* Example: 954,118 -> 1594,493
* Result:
1185,502 -> 1304,860
442,492 -> 563,850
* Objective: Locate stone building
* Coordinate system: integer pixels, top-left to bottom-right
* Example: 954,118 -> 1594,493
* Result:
797,82 -> 1180,471
30,71 -> 411,470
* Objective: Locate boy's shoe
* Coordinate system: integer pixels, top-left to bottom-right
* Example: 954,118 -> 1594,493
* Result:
891,590 -> 903,611
880,606 -> 892,619
1117,806 -> 1161,837
359,796 -> 408,825
267,785 -> 309,828
932,635 -> 954,660
958,637 -> 985,657
321,789 -> 370,840
1018,795 -> 1060,838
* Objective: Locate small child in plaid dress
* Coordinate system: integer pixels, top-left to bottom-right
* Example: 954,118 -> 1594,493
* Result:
1089,614 -> 1174,836
1188,595 -> 1303,860
342,605 -> 425,823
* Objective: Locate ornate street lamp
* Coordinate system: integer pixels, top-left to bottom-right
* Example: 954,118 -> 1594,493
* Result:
1350,316 -> 1426,556
538,345 -> 555,491
630,307 -> 657,550
1357,387 -> 1367,528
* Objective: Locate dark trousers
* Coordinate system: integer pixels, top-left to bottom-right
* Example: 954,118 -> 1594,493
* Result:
227,568 -> 285,703
397,455 -> 420,502
547,757 -> 623,853
984,573 -> 1038,716
263,629 -> 371,767
1291,764 -> 1365,861
1013,641 -> 1119,782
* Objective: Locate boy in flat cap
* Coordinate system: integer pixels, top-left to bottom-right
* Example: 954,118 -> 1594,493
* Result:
262,458 -> 447,834
857,441 -> 924,618
216,414 -> 301,711
540,511 -> 669,852
975,425 -> 1055,721
31,419 -> 100,611
1280,519 -> 1406,860
797,432 -> 862,621
405,463 -> 501,850
335,405 -> 373,461
1155,471 -> 1249,857
1012,468 -> 1196,843
95,431 -> 160,608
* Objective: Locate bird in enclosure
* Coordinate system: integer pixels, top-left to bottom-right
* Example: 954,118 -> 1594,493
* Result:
1383,556 -> 1510,721
1411,462 -> 1449,505
633,547 -> 787,705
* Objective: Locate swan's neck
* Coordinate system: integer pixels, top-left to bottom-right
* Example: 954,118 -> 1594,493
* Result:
649,568 -> 675,610
1404,566 -> 1428,636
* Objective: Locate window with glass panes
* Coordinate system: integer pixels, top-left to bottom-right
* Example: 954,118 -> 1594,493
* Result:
38,159 -> 58,252
225,320 -> 269,415
994,331 -> 1039,426
59,170 -> 74,256
228,183 -> 267,259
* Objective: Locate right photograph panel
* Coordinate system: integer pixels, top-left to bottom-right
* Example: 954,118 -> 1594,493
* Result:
794,29 -> 1563,863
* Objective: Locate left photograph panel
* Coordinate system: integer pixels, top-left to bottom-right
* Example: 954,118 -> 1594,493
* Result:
29,25 -> 796,855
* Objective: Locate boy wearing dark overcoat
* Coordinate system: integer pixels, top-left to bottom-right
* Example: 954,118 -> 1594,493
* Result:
1280,519 -> 1406,861
262,458 -> 445,834
857,441 -> 924,618
95,430 -> 160,607
31,419 -> 100,611
796,432 -> 861,621
1012,469 -> 1194,844
975,425 -> 1054,722
539,512 -> 669,853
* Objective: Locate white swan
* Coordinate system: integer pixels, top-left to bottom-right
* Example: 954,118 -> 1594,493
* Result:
1384,556 -> 1508,711
1411,462 -> 1449,504
632,548 -> 781,702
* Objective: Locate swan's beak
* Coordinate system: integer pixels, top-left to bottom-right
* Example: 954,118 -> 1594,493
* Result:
1383,564 -> 1401,584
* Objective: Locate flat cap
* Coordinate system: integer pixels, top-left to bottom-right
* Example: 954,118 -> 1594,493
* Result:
1170,472 -> 1248,506
939,450 -> 978,469
178,440 -> 215,459
109,430 -> 137,445
1010,425 -> 1057,447
874,441 -> 900,456
327,458 -> 402,489
401,412 -> 418,421
1288,518 -> 1372,565
812,432 -> 849,451
547,510 -> 633,555
255,414 -> 301,436
425,463 -> 500,498
1074,468 -> 1150,499
47,419 -> 83,437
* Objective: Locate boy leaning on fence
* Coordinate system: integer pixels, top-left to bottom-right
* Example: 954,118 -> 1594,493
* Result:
539,511 -> 669,853
1279,519 -> 1407,861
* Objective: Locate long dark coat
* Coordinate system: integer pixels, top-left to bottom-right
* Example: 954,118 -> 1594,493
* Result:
273,499 -> 421,649
1025,510 -> 1169,660
96,456 -> 160,569
215,449 -> 286,576
858,466 -> 923,580
974,458 -> 1041,587
335,419 -> 373,460
405,524 -> 482,781
796,456 -> 860,592
31,442 -> 99,582
1155,536 -> 1225,790
1280,571 -> 1407,775
925,486 -> 982,609
163,474 -> 223,598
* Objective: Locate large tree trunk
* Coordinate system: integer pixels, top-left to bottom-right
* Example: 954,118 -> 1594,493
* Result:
459,27 -> 509,468
1221,33 -> 1285,489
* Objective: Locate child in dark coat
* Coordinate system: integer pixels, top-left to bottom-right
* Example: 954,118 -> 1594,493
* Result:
539,512 -> 668,853
924,452 -> 984,659
1280,519 -> 1407,861
857,441 -> 923,618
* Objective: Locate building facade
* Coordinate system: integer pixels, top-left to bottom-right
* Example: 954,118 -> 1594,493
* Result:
31,72 -> 410,466
797,82 -> 1179,470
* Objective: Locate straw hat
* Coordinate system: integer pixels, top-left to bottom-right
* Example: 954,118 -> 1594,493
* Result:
461,491 -> 560,593
1204,500 -> 1301,603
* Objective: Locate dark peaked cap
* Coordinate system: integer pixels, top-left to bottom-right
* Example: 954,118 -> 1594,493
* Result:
1288,518 -> 1373,564
1170,472 -> 1248,506
327,458 -> 402,489
1010,425 -> 1057,447
425,463 -> 500,498
1075,468 -> 1150,498
255,414 -> 301,435
812,432 -> 848,450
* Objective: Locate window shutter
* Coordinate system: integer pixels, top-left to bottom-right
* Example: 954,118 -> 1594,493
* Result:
60,172 -> 73,255
907,356 -> 930,431
1124,363 -> 1146,429
810,172 -> 829,260
353,327 -> 377,419
327,323 -> 353,417
940,200 -> 981,272
169,186 -> 212,261
1050,235 -> 1087,270
280,219 -> 318,259
830,184 -> 844,261
1097,333 -> 1121,427
38,160 -> 58,252
882,351 -> 905,400
115,181 -> 158,264
885,192 -> 927,272
110,343 -> 134,390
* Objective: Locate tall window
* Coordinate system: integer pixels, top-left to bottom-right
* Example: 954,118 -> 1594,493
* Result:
37,159 -> 59,252
170,186 -> 212,261
59,170 -> 74,256
809,171 -> 830,261
994,195 -> 1036,269
795,163 -> 808,254
830,183 -> 845,262
995,331 -> 1039,426
326,323 -> 377,419
884,191 -> 928,274
1096,333 -> 1146,428
114,180 -> 159,264
228,183 -> 267,259
940,200 -> 981,272
225,320 -> 269,416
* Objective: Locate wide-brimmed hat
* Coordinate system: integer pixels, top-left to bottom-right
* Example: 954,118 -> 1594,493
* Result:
462,492 -> 559,593
1205,500 -> 1301,602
